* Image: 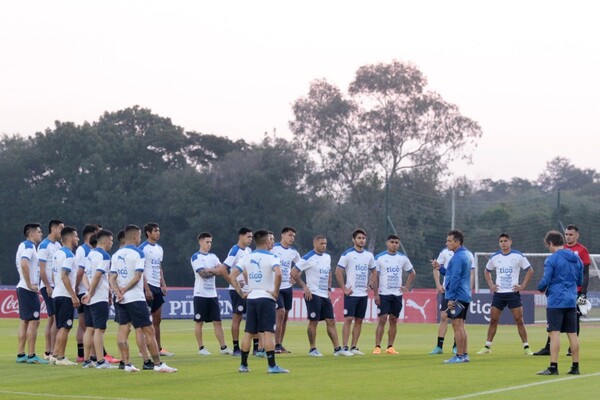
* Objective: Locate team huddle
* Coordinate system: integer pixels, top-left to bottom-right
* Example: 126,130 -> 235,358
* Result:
15,221 -> 590,376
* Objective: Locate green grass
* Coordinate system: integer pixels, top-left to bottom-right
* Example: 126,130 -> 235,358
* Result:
1,318 -> 599,400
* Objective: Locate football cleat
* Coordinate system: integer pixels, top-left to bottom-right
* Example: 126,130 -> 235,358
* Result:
537,367 -> 558,375
308,349 -> 323,357
372,347 -> 381,355
82,360 -> 97,368
26,355 -> 49,364
385,347 -> 399,355
16,355 -> 28,363
159,349 -> 175,357
333,349 -> 354,357
567,367 -> 580,375
533,348 -> 550,356
238,365 -> 250,373
220,347 -> 233,355
477,347 -> 491,355
124,363 -> 140,372
267,365 -> 289,373
443,355 -> 466,364
104,354 -> 121,364
154,362 -> 177,373
524,348 -> 534,356
350,348 -> 365,356
198,348 -> 211,356
429,346 -> 443,355
96,361 -> 117,369
55,357 -> 78,366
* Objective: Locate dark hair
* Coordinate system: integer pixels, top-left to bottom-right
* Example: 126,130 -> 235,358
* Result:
95,229 -> 113,242
144,222 -> 159,238
545,230 -> 565,247
48,219 -> 63,232
565,224 -> 579,232
116,230 -> 125,242
313,234 -> 327,241
352,228 -> 366,239
125,224 -> 140,234
89,234 -> 98,248
238,227 -> 252,236
281,226 -> 296,234
23,223 -> 41,237
448,229 -> 464,245
82,224 -> 99,238
253,229 -> 269,245
499,232 -> 511,240
61,226 -> 77,240
387,234 -> 400,241
198,232 -> 212,241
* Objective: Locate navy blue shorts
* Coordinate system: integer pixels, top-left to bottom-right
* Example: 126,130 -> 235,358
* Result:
446,300 -> 469,320
146,285 -> 165,313
17,287 -> 41,321
305,295 -> 334,321
438,294 -> 449,312
40,286 -> 55,316
229,289 -> 247,315
547,308 -> 577,333
276,287 -> 293,311
377,294 -> 403,318
88,302 -> 109,330
54,296 -> 75,330
77,293 -> 87,314
245,297 -> 276,334
343,295 -> 368,319
492,292 -> 522,310
85,303 -> 94,327
115,301 -> 152,329
193,297 -> 221,322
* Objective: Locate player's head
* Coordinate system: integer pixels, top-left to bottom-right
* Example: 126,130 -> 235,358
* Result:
253,230 -> 269,247
197,232 -> 213,252
564,224 -> 579,245
498,232 -> 512,251
386,234 -> 400,253
352,228 -> 367,249
95,229 -> 114,251
125,224 -> 142,246
23,223 -> 43,243
313,234 -> 327,254
544,230 -> 564,249
446,229 -> 464,250
82,224 -> 100,241
116,230 -> 126,248
48,219 -> 64,240
281,226 -> 296,246
144,222 -> 160,241
61,226 -> 79,248
238,227 -> 253,247
267,230 -> 275,250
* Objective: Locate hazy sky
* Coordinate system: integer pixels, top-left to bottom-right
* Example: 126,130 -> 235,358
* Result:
1,0 -> 598,181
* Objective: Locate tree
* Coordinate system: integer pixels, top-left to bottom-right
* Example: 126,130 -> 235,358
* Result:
537,156 -> 598,192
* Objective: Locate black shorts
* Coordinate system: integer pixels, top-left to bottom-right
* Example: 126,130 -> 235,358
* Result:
438,294 -> 449,312
193,297 -> 221,323
245,297 -> 276,334
547,308 -> 577,333
305,295 -> 334,321
54,296 -> 75,330
276,287 -> 293,311
491,292 -> 522,311
146,285 -> 165,313
229,289 -> 247,315
343,296 -> 368,319
446,300 -> 469,320
17,287 -> 41,321
40,287 -> 55,316
115,301 -> 152,329
378,294 -> 403,318
88,302 -> 109,330
112,295 -> 120,322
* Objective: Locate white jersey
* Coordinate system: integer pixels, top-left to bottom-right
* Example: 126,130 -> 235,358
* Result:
486,250 -> 531,293
16,240 -> 40,291
52,247 -> 76,299
375,251 -> 414,296
295,250 -> 331,298
437,247 -> 475,286
74,244 -> 93,295
191,251 -> 220,298
110,245 -> 146,304
224,245 -> 252,291
235,249 -> 280,300
86,248 -> 111,304
139,241 -> 163,287
271,242 -> 301,290
337,247 -> 376,297
38,238 -> 61,289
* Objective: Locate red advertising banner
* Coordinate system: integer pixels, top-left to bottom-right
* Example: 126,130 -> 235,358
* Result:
0,290 -> 49,318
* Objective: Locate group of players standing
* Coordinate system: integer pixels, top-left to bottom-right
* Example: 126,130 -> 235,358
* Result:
15,220 -> 590,375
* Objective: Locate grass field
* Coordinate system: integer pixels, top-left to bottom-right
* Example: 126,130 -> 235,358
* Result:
1,318 -> 599,400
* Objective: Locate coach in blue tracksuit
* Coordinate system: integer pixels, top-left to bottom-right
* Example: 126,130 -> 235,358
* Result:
536,230 -> 583,376
442,229 -> 472,364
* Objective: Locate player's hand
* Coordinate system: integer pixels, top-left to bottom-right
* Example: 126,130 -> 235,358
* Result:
81,294 -> 90,305
491,284 -> 499,292
47,286 -> 53,296
447,300 -> 455,310
343,287 -> 353,296
145,288 -> 153,301
577,294 -> 587,305
72,295 -> 81,308
161,285 -> 167,295
436,285 -> 445,294
374,295 -> 381,306
116,293 -> 124,303
512,284 -> 521,292
29,284 -> 39,292
303,287 -> 312,301
431,260 -> 440,270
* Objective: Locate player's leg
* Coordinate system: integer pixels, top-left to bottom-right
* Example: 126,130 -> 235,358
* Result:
478,305 -> 501,354
195,321 -> 204,350
17,320 -> 28,359
431,295 -> 449,354
350,296 -> 367,353
307,320 -> 319,349
213,321 -> 229,350
387,315 -> 398,349
26,320 -> 41,357
275,292 -> 285,352
83,326 -> 95,363
374,315 -> 387,351
76,297 -> 86,361
117,323 -> 131,364
510,306 -> 528,344
385,295 -> 401,353
451,318 -> 466,356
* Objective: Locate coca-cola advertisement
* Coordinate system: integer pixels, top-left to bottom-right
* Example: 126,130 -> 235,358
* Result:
0,290 -> 49,318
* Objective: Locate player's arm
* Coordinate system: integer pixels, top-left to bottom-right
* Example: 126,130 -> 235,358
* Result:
122,270 -> 143,293
470,268 -> 475,290
85,270 -> 103,303
143,274 -> 153,300
516,267 -> 533,291
39,260 -> 52,295
484,269 -> 497,292
160,265 -> 167,295
537,261 -> 553,293
76,264 -> 87,292
271,265 -> 282,300
292,266 -> 311,300
403,268 -> 416,292
432,268 -> 444,293
335,266 -> 351,296
109,272 -> 123,302
20,258 -> 38,292
62,268 -> 80,308
228,267 -> 246,298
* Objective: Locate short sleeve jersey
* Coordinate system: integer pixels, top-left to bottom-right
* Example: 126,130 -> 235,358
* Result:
437,248 -> 475,285
110,245 -> 146,304
294,250 -> 331,298
38,238 -> 61,289
224,245 -> 252,291
235,249 -> 280,300
271,243 -> 302,290
16,240 -> 40,291
337,248 -> 376,297
191,251 -> 220,298
74,243 -> 93,295
375,251 -> 414,296
86,248 -> 111,304
485,250 -> 531,293
52,247 -> 76,299
139,241 -> 163,288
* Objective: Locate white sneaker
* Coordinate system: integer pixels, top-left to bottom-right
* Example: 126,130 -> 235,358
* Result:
198,348 -> 211,356
96,361 -> 117,369
350,348 -> 365,355
82,360 -> 97,368
48,355 -> 57,365
154,362 -> 177,373
124,363 -> 140,372
333,349 -> 354,357
220,347 -> 233,355
55,357 -> 78,366
308,349 -> 323,357
159,349 -> 175,357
